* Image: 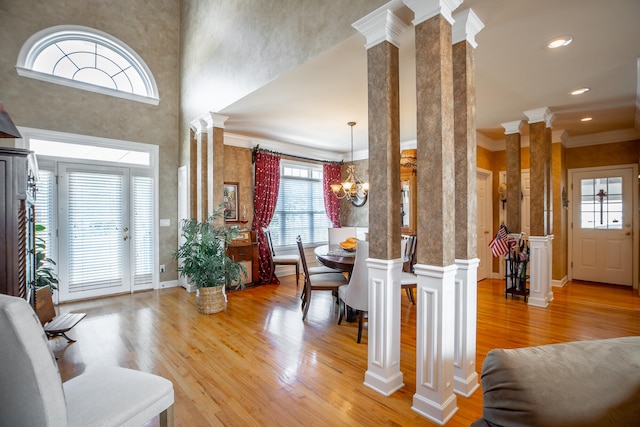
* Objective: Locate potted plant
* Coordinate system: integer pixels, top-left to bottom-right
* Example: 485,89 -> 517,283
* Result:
34,224 -> 59,290
173,206 -> 246,314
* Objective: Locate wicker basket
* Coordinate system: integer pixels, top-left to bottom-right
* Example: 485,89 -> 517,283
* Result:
196,286 -> 226,314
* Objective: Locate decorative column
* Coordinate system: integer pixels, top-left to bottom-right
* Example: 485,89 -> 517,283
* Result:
405,0 -> 461,424
524,107 -> 553,307
353,2 -> 408,396
501,120 -> 523,233
189,117 -> 207,222
204,113 -> 228,222
452,8 -> 484,398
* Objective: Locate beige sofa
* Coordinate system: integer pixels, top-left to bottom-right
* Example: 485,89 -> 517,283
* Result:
472,336 -> 640,427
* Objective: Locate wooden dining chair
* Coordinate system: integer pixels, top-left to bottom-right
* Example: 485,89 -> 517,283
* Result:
338,240 -> 369,343
296,236 -> 348,320
264,228 -> 300,286
401,235 -> 417,304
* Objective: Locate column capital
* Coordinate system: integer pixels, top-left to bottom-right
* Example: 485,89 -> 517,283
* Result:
404,0 -> 463,26
524,107 -> 552,124
204,112 -> 229,130
353,0 -> 410,49
501,120 -> 524,135
452,9 -> 484,48
189,117 -> 207,134
545,112 -> 555,128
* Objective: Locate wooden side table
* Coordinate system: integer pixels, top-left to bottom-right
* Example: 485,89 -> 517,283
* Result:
227,231 -> 259,287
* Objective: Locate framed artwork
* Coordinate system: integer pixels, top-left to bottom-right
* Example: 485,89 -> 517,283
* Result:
223,182 -> 239,222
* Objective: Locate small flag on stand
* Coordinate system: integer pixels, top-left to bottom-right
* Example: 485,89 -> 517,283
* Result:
489,224 -> 514,257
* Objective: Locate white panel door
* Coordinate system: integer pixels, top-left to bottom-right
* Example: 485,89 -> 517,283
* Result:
476,170 -> 492,280
58,163 -> 131,301
571,167 -> 633,286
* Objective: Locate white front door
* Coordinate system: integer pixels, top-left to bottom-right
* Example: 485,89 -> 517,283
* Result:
58,163 -> 132,301
570,167 -> 634,286
476,169 -> 492,280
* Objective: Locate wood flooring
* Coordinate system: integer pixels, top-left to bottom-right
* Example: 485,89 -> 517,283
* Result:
51,278 -> 640,426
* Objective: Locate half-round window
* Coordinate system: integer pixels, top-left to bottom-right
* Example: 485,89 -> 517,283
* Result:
16,25 -> 159,105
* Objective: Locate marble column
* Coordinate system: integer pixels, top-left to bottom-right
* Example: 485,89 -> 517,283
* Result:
353,2 -> 408,397
204,113 -> 228,223
524,107 -> 553,307
405,0 -> 461,424
451,8 -> 483,398
189,118 -> 207,222
501,120 -> 523,233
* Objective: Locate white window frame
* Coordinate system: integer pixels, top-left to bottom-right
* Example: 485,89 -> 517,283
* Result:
16,25 -> 159,105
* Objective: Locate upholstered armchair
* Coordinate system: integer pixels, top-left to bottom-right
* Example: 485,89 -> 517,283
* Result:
0,293 -> 174,427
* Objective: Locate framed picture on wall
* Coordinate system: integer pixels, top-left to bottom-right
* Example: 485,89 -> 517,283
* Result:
224,182 -> 239,222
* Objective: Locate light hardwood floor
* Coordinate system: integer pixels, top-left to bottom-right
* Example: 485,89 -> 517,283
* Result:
51,278 -> 640,426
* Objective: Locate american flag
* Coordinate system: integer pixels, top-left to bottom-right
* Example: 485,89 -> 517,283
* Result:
489,224 -> 513,257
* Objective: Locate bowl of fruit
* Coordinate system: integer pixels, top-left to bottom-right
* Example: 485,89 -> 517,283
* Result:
339,237 -> 358,252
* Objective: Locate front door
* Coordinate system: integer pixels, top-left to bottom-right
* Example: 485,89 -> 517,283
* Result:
570,166 -> 634,286
58,163 -> 132,301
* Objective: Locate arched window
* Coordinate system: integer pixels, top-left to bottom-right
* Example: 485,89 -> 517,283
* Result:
16,25 -> 159,105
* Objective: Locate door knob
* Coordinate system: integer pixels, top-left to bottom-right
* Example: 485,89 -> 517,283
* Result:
123,235 -> 129,241
625,232 -> 631,236
123,227 -> 129,232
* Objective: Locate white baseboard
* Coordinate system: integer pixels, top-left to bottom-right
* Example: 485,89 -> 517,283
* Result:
158,279 -> 179,289
552,276 -> 568,287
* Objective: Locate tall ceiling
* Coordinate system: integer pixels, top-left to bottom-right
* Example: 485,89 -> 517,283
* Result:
218,0 -> 640,158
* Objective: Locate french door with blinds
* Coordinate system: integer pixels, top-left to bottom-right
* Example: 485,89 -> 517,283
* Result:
55,163 -> 154,302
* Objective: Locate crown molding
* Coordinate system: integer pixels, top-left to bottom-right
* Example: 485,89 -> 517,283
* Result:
404,0 -> 463,26
223,132 -> 346,162
501,120 -> 524,135
452,8 -> 484,48
353,0 -> 409,49
562,128 -> 640,148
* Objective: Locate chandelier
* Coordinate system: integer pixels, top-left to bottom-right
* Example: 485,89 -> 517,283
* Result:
330,121 -> 369,207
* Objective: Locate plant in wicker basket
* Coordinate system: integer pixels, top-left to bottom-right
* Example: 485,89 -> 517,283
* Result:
174,206 -> 246,314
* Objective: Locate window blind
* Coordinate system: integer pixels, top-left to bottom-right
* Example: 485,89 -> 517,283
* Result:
133,176 -> 153,287
271,162 -> 329,247
67,171 -> 124,291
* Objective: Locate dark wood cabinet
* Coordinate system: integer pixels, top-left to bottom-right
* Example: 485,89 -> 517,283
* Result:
227,230 -> 259,287
0,147 -> 37,300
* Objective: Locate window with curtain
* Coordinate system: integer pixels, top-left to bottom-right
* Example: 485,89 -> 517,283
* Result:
270,161 -> 329,246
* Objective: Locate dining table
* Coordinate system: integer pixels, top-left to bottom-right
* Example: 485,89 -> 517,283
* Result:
313,244 -> 356,275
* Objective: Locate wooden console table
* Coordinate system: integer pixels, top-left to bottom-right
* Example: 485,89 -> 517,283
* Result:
227,231 -> 259,287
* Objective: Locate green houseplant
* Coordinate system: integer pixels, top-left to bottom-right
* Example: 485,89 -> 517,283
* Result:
34,224 -> 59,290
173,206 -> 246,314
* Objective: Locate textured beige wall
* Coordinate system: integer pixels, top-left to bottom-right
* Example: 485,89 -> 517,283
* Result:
224,145 -> 254,227
340,159 -> 369,228
178,0 -> 387,169
0,0 -> 181,281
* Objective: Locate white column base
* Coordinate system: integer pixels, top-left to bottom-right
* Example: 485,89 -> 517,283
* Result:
412,263 -> 458,425
364,257 -> 405,396
453,258 -> 480,397
528,235 -> 552,308
545,234 -> 554,302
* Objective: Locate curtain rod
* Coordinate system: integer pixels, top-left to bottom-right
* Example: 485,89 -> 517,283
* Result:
252,145 -> 342,165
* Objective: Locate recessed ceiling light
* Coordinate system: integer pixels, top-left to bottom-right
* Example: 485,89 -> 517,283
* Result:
546,35 -> 573,49
581,117 -> 592,122
570,87 -> 590,95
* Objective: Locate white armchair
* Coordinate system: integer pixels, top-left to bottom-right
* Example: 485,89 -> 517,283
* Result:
0,293 -> 174,427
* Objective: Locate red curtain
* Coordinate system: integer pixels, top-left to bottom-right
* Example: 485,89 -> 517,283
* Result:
323,163 -> 342,228
252,151 -> 281,284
